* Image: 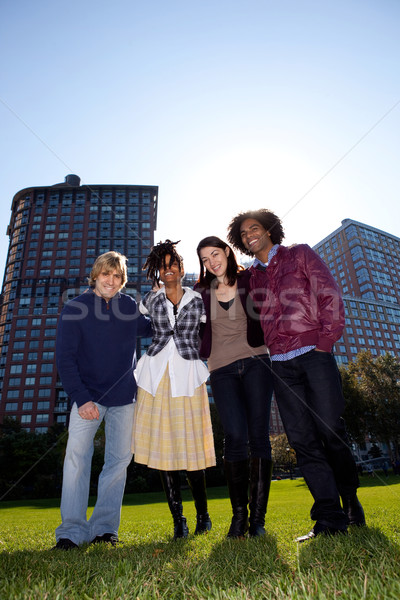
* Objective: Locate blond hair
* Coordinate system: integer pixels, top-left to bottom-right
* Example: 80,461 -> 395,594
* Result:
88,251 -> 128,288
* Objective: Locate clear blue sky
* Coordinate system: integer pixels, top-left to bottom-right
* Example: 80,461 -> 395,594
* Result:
1,0 -> 399,275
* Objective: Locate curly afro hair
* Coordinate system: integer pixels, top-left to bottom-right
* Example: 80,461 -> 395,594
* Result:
227,209 -> 285,256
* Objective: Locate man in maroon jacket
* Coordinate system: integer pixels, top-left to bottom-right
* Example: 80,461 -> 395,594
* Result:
228,209 -> 365,542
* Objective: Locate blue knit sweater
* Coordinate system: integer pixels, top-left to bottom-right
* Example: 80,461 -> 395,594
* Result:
56,289 -> 152,408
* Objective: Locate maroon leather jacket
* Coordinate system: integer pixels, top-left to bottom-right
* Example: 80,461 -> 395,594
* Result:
249,244 -> 345,355
194,269 -> 265,360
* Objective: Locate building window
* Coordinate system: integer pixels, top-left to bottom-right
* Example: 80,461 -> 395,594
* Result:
37,401 -> 50,410
43,340 -> 55,348
15,330 -> 27,338
5,402 -> 18,411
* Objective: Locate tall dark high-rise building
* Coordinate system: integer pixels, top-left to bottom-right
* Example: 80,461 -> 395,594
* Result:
313,218 -> 400,365
0,175 -> 158,432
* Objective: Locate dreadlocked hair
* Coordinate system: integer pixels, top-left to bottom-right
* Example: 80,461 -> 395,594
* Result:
142,239 -> 183,286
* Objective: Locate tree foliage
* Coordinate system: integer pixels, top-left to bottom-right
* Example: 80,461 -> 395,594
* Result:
341,351 -> 400,460
0,405 -> 228,501
340,364 -> 370,444
270,433 -> 297,478
0,418 -> 66,500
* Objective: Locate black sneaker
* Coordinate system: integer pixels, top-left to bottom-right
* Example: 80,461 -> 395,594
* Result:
52,538 -> 78,550
90,533 -> 119,547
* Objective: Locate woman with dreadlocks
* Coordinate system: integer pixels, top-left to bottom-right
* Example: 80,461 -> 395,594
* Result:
132,240 -> 216,539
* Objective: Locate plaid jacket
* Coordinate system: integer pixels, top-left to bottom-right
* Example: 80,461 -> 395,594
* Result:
141,287 -> 205,360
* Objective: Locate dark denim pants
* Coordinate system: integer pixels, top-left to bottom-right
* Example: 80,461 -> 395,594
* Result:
210,354 -> 273,461
272,350 -> 359,529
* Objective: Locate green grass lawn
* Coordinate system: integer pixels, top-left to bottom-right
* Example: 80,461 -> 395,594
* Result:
1,475 -> 400,599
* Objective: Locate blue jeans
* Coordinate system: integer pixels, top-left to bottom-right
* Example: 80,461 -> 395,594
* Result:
55,402 -> 134,545
209,354 -> 273,461
272,350 -> 359,529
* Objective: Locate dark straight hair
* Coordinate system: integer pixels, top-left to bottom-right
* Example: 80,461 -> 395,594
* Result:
196,236 -> 243,288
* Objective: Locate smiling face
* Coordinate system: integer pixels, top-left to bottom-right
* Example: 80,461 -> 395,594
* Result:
159,254 -> 184,284
239,218 -> 274,261
94,269 -> 123,299
199,246 -> 230,281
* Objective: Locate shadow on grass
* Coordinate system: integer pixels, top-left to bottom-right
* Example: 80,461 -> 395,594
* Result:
0,485 -> 231,511
2,477 -> 399,511
297,524 -> 400,573
2,527 -> 399,598
204,532 -> 291,585
123,485 -> 232,507
357,474 -> 400,489
0,532 -> 290,599
277,474 -> 400,489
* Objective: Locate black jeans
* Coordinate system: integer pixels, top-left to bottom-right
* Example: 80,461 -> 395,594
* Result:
210,354 -> 273,461
272,350 -> 359,529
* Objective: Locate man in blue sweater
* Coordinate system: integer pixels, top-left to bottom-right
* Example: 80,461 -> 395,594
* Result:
53,251 -> 152,550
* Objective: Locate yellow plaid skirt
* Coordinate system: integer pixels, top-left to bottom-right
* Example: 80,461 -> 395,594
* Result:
132,369 -> 216,471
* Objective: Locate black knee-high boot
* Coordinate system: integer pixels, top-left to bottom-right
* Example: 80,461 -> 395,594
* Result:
248,457 -> 273,537
159,470 -> 189,539
224,459 -> 249,538
186,470 -> 212,534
